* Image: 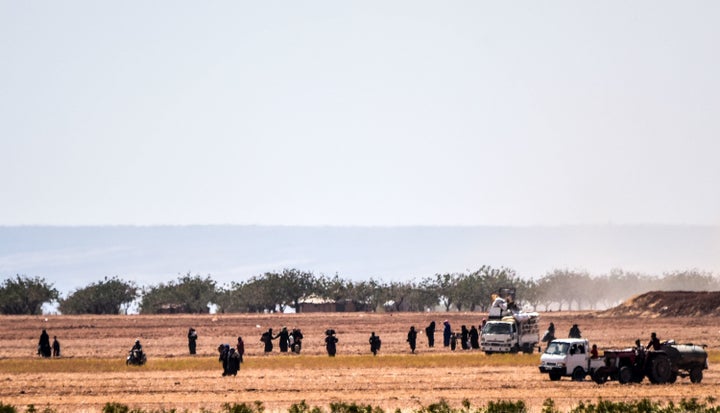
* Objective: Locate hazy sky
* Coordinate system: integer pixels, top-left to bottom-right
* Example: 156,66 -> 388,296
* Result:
2,1 -> 719,226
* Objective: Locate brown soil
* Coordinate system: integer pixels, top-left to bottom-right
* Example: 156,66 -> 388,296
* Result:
1,311 -> 718,413
600,290 -> 720,318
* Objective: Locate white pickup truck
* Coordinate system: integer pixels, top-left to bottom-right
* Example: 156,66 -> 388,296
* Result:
539,338 -> 604,381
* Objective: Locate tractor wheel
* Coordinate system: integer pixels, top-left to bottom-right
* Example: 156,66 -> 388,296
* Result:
572,367 -> 586,381
618,366 -> 633,384
667,372 -> 677,384
592,370 -> 607,385
549,371 -> 562,381
647,355 -> 671,384
690,367 -> 703,384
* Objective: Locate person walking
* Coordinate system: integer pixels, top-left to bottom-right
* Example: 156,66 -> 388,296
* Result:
325,329 -> 338,357
276,327 -> 290,353
425,321 -> 436,348
369,332 -> 381,356
443,320 -> 452,347
52,336 -> 61,357
236,336 -> 245,365
460,325 -> 469,350
38,329 -> 51,358
261,328 -> 274,353
407,326 -> 418,354
188,328 -> 198,355
469,325 -> 479,349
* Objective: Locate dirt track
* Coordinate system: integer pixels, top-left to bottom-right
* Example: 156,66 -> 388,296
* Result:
1,312 -> 719,412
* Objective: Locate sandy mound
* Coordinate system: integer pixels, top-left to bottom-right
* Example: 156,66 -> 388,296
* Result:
600,290 -> 720,317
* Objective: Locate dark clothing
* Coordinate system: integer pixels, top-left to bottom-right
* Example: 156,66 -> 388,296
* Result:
261,330 -> 274,353
290,329 -> 303,354
460,326 -> 469,350
469,326 -> 479,349
325,335 -> 338,357
568,325 -> 582,339
276,329 -> 290,352
226,348 -> 240,376
52,338 -> 60,357
236,338 -> 245,364
647,336 -> 662,351
407,328 -> 417,353
450,333 -> 457,351
38,330 -> 51,358
425,322 -> 436,348
443,321 -> 451,347
219,345 -> 229,376
188,329 -> 197,355
369,334 -> 381,356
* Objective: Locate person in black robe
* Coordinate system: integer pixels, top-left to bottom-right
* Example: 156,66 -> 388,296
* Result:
276,327 -> 290,352
38,329 -> 51,358
469,326 -> 479,349
325,329 -> 338,357
460,325 -> 469,350
52,336 -> 61,357
443,320 -> 452,347
188,328 -> 198,355
260,328 -> 274,353
425,321 -> 436,348
407,326 -> 417,354
369,332 -> 381,356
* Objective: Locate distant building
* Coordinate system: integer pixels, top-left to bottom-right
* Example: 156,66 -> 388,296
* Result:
298,296 -> 369,313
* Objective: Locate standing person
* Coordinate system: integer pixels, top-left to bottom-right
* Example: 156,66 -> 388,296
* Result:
38,329 -> 51,358
236,336 -> 245,365
218,344 -> 229,376
443,320 -> 452,347
52,336 -> 61,357
450,332 -> 457,351
290,328 -> 304,354
469,326 -> 479,349
425,321 -> 436,348
460,326 -> 469,350
568,324 -> 582,339
407,326 -> 417,354
260,328 -> 274,353
325,329 -> 338,357
188,328 -> 198,355
369,332 -> 381,356
226,348 -> 241,376
276,327 -> 290,353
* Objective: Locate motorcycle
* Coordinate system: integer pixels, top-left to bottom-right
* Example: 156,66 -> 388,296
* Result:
126,349 -> 147,366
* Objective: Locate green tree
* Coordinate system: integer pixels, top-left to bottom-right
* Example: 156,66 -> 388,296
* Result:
59,277 -> 137,314
140,273 -> 217,314
0,275 -> 58,315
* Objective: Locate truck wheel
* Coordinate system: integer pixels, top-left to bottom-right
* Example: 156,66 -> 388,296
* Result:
690,367 -> 703,384
618,366 -> 633,384
549,371 -> 562,381
510,344 -> 520,354
572,367 -> 585,381
647,355 -> 671,384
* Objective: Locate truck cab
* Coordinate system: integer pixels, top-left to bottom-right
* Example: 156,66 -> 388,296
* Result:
539,338 -> 604,381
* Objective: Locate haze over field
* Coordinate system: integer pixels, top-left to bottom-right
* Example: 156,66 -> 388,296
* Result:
1,225 -> 718,296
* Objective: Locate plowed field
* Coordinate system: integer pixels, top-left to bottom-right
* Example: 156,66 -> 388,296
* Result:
1,311 -> 719,412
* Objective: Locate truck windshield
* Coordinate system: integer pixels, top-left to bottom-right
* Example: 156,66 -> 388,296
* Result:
544,342 -> 569,355
483,323 -> 511,335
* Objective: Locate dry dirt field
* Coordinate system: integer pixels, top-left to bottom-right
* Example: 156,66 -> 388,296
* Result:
1,311 -> 719,413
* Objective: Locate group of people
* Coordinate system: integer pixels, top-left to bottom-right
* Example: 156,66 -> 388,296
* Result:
37,329 -> 60,358
260,327 -> 304,354
217,336 -> 245,376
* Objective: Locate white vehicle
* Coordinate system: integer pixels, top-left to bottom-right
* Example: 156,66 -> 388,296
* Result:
480,313 -> 540,354
539,338 -> 604,381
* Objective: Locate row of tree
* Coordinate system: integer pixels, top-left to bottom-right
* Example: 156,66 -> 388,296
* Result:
1,267 -> 718,315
